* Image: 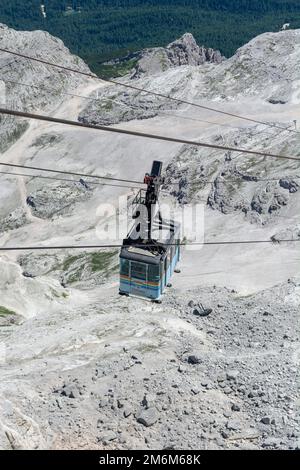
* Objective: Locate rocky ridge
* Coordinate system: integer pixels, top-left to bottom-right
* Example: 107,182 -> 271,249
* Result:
132,33 -> 223,78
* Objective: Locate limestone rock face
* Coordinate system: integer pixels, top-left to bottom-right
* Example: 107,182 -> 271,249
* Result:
133,33 -> 223,77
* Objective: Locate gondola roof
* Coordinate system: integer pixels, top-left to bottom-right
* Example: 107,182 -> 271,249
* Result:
120,219 -> 180,264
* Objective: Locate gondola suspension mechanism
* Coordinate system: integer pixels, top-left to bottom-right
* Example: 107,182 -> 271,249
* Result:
119,161 -> 181,301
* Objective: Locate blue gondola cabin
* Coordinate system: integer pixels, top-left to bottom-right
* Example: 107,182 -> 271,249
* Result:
119,221 -> 181,300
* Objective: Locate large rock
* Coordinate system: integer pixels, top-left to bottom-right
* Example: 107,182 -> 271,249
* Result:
98,431 -> 117,443
279,178 -> 299,193
136,407 -> 158,427
0,207 -> 28,234
59,383 -> 81,399
192,304 -> 213,317
271,225 -> 300,242
187,354 -> 202,365
26,181 -> 93,219
226,370 -> 240,381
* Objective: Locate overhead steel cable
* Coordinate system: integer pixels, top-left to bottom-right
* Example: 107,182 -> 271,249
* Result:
0,156 -> 145,186
0,239 -> 299,252
1,169 -> 299,190
164,175 -> 300,188
0,170 -> 143,190
0,46 -> 298,135
0,110 -> 295,188
0,107 -> 299,163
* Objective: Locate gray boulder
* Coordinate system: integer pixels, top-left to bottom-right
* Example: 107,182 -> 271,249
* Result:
279,178 -> 299,193
136,407 -> 158,427
59,383 -> 80,399
98,431 -> 117,443
187,354 -> 202,365
226,370 -> 240,381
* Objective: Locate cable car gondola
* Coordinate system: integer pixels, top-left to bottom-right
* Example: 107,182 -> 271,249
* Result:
119,161 -> 180,301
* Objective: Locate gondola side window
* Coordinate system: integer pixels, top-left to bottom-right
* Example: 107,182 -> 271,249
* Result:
120,259 -> 129,276
131,261 -> 147,280
148,264 -> 160,282
170,246 -> 174,264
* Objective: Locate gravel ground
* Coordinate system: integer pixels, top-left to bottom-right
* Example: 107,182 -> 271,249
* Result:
1,278 -> 298,450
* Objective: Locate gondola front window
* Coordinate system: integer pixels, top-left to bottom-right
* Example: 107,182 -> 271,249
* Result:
131,261 -> 147,280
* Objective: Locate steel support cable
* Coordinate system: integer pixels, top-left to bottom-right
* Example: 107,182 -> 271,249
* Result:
0,170 -> 144,189
0,107 -> 299,163
0,239 -> 299,252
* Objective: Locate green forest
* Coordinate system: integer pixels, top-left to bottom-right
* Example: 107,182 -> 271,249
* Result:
0,1 -> 300,75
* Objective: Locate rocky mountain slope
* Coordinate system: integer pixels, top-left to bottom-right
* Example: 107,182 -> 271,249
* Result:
79,29 -> 300,127
0,23 -> 90,153
0,24 -> 299,450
